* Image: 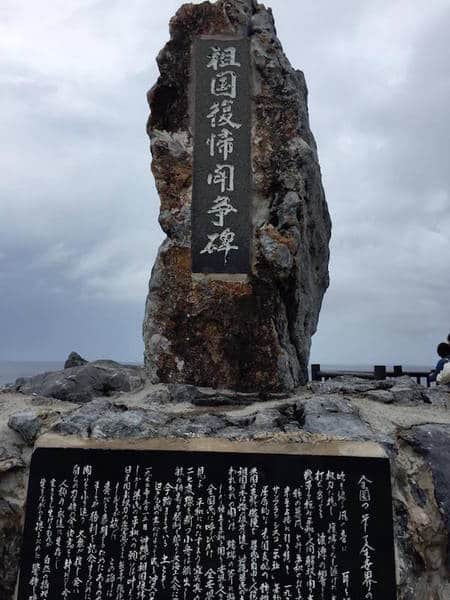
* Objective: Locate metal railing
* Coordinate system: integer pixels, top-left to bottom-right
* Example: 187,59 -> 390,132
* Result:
310,364 -> 431,387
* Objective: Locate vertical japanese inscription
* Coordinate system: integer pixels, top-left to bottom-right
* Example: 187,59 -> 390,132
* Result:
191,37 -> 251,274
18,447 -> 397,600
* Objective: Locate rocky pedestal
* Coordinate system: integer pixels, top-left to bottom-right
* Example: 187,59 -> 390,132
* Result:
143,0 -> 331,392
1,376 -> 449,599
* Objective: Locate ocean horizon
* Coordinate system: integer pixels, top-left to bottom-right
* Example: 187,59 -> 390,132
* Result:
0,360 -> 432,387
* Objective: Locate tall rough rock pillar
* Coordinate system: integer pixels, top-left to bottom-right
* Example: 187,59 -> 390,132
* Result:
143,0 -> 331,392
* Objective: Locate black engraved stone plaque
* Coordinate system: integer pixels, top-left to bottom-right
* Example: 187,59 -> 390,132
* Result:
191,37 -> 251,274
18,444 -> 396,600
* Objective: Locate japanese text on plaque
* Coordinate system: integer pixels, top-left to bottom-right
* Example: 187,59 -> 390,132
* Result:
18,449 -> 396,600
192,38 -> 251,274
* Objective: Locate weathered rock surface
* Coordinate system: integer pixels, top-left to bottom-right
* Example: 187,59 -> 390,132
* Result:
143,0 -> 331,392
14,360 -> 146,403
309,375 -> 446,407
309,375 -> 393,395
402,424 -> 450,570
1,376 -> 449,599
0,393 -> 76,599
298,396 -> 375,440
8,409 -> 60,446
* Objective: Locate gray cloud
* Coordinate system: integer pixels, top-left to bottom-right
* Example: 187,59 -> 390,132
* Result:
0,0 -> 448,368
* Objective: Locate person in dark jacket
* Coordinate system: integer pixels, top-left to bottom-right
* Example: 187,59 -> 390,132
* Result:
428,342 -> 450,384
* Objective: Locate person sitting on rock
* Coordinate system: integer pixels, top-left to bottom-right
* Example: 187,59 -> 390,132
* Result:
427,342 -> 450,385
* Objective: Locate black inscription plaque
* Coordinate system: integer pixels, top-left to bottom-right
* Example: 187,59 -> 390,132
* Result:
191,37 -> 251,274
18,446 -> 396,600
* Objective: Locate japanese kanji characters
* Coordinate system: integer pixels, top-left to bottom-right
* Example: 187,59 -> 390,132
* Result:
206,100 -> 242,130
200,228 -> 238,263
199,45 -> 243,264
359,475 -> 377,600
22,451 -> 388,600
207,164 -> 235,193
206,46 -> 241,71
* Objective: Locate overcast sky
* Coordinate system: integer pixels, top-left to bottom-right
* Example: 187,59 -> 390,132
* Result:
0,0 -> 448,368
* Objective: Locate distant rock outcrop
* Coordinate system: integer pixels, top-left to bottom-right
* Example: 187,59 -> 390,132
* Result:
63,351 -> 88,369
14,360 -> 145,403
143,0 -> 331,392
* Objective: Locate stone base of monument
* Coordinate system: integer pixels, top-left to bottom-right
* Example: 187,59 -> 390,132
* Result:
1,375 -> 449,599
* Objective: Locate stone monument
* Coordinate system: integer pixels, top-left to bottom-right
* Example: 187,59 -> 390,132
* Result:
2,5 -> 450,600
143,0 -> 331,392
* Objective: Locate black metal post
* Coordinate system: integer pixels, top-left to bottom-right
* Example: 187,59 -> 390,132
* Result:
311,364 -> 321,382
374,365 -> 387,380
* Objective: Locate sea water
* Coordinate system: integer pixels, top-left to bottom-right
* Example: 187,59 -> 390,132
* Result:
0,361 -> 431,387
0,361 -> 64,386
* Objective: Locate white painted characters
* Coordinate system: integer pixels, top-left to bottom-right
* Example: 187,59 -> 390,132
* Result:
201,45 -> 243,266
206,129 -> 235,160
358,475 -> 377,599
23,455 -> 389,600
206,100 -> 242,130
200,228 -> 239,263
207,164 -> 235,193
207,196 -> 238,227
206,46 -> 241,71
211,70 -> 237,99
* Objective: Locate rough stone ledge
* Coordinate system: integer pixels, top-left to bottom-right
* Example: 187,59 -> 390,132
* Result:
11,358 -> 146,404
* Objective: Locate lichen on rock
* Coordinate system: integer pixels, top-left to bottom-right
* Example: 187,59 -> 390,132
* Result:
143,0 -> 331,392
